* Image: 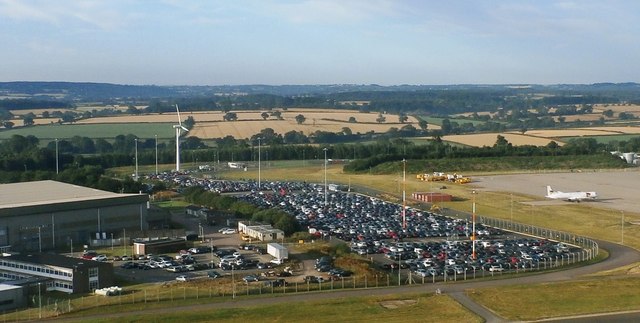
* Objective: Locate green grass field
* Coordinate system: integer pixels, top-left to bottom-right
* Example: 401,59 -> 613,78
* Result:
563,134 -> 640,143
468,277 -> 640,321
0,123 -> 175,140
56,293 -> 481,323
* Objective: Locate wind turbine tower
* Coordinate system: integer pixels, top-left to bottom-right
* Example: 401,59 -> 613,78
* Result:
173,104 -> 189,172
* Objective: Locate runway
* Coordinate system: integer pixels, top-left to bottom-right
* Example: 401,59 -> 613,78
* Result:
473,169 -> 640,214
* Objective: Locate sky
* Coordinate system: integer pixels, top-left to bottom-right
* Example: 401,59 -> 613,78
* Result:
1,0 -> 639,86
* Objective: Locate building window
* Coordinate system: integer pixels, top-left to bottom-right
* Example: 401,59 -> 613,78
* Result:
89,280 -> 98,290
88,267 -> 98,278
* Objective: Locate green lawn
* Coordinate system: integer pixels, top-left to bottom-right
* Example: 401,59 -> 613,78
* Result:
63,293 -> 481,323
468,277 -> 640,321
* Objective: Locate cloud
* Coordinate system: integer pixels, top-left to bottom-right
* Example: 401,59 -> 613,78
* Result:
263,0 -> 402,24
0,0 -> 127,30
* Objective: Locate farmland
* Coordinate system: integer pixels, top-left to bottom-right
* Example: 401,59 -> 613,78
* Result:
1,108 -> 433,140
441,133 -> 563,147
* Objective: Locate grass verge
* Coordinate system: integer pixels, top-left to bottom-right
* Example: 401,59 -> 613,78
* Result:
467,276 -> 640,321
72,292 -> 481,323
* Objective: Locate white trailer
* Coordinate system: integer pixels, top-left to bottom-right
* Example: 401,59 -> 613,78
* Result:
267,243 -> 288,260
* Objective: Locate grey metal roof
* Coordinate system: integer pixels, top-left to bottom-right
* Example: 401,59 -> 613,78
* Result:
6,253 -> 104,269
0,180 -> 140,210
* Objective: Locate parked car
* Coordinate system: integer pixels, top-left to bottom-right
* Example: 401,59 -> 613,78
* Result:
92,255 -> 108,262
303,276 -> 324,283
82,251 -> 98,260
222,229 -> 237,235
270,258 -> 285,265
207,270 -> 221,278
264,278 -> 288,287
243,275 -> 259,283
257,262 -> 272,269
489,265 -> 504,272
176,275 -> 188,282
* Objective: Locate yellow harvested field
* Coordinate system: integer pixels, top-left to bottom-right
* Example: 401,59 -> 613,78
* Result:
579,126 -> 640,134
73,109 -> 431,139
512,129 -> 620,138
443,133 -> 564,147
593,104 -> 640,113
32,118 -> 61,125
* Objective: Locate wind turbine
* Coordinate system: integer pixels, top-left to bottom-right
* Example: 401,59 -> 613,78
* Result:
173,104 -> 189,172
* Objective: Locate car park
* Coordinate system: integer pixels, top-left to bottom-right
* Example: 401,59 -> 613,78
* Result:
156,175 -> 585,281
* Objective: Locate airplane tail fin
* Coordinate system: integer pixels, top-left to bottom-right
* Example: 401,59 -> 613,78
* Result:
546,186 -> 553,196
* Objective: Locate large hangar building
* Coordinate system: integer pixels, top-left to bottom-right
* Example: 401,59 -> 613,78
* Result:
0,180 -> 148,252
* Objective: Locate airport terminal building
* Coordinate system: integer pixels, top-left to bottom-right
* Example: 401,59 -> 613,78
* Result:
0,180 -> 148,252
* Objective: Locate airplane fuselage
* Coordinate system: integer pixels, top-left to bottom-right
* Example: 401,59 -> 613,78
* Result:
545,186 -> 597,202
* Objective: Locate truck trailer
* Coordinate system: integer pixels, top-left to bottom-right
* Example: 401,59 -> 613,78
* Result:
267,243 -> 288,260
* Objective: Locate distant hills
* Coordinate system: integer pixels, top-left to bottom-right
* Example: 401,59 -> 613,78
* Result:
1,81 -> 640,102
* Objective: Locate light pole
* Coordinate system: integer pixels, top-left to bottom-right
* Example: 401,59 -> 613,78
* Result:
134,138 -> 139,181
38,282 -> 42,319
402,159 -> 406,230
55,138 -> 59,174
111,233 -> 114,251
323,147 -> 328,206
471,190 -> 477,260
155,134 -> 158,175
38,226 -> 42,252
257,137 -> 262,191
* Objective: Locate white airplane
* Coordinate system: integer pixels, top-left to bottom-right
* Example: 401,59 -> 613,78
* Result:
545,186 -> 597,202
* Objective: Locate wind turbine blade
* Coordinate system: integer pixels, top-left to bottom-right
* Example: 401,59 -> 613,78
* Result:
181,126 -> 189,132
175,104 -> 183,126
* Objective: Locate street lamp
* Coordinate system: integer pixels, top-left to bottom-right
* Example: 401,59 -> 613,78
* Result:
323,147 -> 328,206
402,159 -> 406,230
38,226 -> 42,252
257,137 -> 262,191
38,282 -> 42,319
111,233 -> 114,251
471,190 -> 477,260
